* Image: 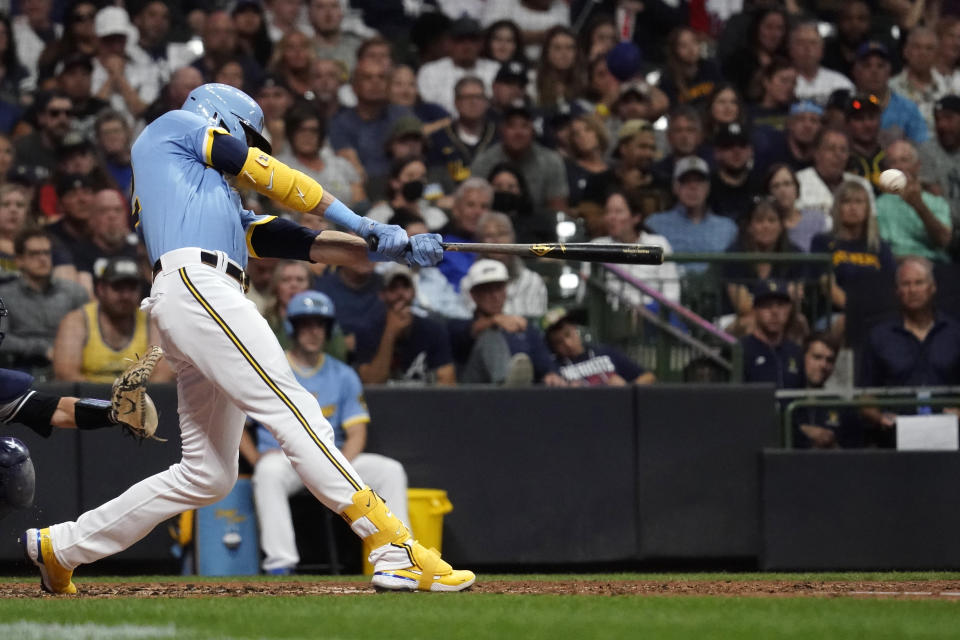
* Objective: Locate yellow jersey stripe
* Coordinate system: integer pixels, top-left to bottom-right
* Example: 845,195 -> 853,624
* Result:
244,215 -> 277,258
203,127 -> 230,167
342,415 -> 370,428
178,268 -> 361,491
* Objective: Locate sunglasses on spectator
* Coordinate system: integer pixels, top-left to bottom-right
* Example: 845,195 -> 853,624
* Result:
848,95 -> 879,111
46,108 -> 71,118
72,12 -> 95,22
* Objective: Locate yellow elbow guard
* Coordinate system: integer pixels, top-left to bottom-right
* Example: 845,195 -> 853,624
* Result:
237,148 -> 324,213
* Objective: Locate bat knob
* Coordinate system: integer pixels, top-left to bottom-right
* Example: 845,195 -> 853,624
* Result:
366,236 -> 379,252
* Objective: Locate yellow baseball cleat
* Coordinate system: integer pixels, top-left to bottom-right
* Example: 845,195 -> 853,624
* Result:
21,527 -> 77,594
371,541 -> 476,592
342,487 -> 475,592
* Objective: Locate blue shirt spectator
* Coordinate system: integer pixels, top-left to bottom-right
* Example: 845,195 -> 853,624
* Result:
437,178 -> 493,289
541,308 -> 654,386
0,99 -> 21,134
742,334 -> 804,387
791,333 -> 863,449
448,260 -> 562,385
809,234 -> 896,288
857,257 -> 960,447
328,103 -> 410,185
354,264 -> 457,385
646,206 -> 738,273
882,92 -> 930,144
739,280 -> 804,388
851,41 -> 930,143
313,265 -> 385,338
646,156 -> 739,274
449,318 -> 557,382
329,59 -> 412,187
355,310 -> 454,384
859,313 -> 960,387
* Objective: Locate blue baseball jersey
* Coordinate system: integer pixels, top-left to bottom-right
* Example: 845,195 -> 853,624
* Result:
131,110 -> 270,267
256,353 -> 369,452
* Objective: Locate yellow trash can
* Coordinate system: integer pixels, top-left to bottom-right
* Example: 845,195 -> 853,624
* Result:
362,488 -> 454,575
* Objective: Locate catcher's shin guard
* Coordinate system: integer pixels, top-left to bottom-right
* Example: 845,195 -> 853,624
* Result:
341,487 -> 475,592
21,527 -> 77,594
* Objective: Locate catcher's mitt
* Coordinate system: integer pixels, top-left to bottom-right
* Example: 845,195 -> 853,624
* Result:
111,345 -> 166,442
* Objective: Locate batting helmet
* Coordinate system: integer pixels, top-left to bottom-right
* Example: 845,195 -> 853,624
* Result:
0,436 -> 35,520
284,291 -> 336,338
182,83 -> 272,154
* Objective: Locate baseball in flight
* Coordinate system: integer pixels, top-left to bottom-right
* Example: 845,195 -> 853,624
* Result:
879,169 -> 907,192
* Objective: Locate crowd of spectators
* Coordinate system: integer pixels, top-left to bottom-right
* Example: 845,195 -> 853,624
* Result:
1,0 -> 960,449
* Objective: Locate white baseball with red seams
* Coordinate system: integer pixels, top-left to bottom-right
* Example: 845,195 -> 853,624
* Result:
879,169 -> 907,193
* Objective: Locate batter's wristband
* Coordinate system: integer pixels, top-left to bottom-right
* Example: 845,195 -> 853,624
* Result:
324,198 -> 365,235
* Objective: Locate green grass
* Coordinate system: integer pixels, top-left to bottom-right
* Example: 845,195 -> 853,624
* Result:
1,593 -> 960,640
2,574 -> 960,639
4,570 -> 960,583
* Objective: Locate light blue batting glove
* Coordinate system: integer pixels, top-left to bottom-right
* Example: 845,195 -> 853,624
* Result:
406,233 -> 444,267
360,220 -> 409,261
323,198 -> 409,261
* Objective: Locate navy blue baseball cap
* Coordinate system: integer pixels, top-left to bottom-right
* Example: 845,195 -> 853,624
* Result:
714,121 -> 751,148
752,279 -> 791,303
606,42 -> 642,82
502,98 -> 534,121
495,61 -> 528,86
935,95 -> 960,115
55,172 -> 93,197
449,16 -> 482,39
855,41 -> 890,62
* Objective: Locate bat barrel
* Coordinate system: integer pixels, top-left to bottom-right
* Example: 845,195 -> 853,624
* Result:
442,242 -> 665,265
368,238 -> 665,265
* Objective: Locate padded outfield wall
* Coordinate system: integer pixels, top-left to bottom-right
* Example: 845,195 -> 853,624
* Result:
1,384 -> 956,570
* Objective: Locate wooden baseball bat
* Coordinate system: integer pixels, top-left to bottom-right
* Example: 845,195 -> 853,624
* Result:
366,237 -> 665,265
442,242 -> 665,265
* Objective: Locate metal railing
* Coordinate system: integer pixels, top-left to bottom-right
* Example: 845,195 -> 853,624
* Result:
668,252 -> 836,334
584,252 -> 836,382
777,386 -> 960,448
604,263 -> 740,379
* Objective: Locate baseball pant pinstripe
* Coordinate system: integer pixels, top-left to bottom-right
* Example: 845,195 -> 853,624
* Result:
48,252 -> 381,569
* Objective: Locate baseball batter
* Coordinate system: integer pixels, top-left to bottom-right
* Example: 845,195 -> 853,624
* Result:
21,84 -> 474,593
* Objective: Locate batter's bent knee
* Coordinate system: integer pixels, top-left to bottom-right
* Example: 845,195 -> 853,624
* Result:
179,464 -> 238,505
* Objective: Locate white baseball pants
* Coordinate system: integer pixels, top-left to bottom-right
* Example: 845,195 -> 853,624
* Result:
48,250 -> 372,569
253,450 -> 409,571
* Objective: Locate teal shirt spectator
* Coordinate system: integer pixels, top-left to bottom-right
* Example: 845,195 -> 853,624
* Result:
876,191 -> 952,262
882,92 -> 930,144
646,205 -> 738,274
